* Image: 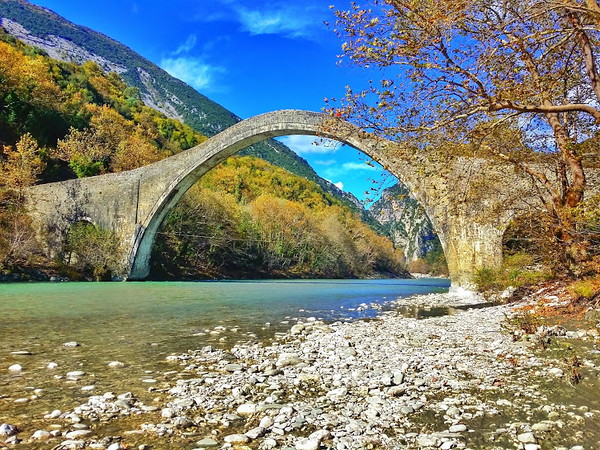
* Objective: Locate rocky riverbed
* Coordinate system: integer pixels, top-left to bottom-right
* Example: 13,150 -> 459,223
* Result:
2,289 -> 600,449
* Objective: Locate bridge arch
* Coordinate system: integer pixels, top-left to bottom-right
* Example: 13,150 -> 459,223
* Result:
128,110 -> 433,279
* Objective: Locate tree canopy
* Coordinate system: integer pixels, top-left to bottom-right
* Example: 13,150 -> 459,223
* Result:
328,0 -> 600,269
330,0 -> 600,222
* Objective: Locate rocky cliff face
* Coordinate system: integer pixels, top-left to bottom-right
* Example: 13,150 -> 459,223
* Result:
369,184 -> 439,262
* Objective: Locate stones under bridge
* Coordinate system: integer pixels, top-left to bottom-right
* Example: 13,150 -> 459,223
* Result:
25,109 -> 548,287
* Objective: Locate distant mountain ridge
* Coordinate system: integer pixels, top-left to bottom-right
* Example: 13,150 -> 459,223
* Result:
0,0 -> 361,209
369,183 -> 440,262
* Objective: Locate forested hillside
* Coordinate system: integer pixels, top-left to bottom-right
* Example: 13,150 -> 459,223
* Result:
0,0 -> 356,206
0,32 -> 408,280
153,157 -> 407,279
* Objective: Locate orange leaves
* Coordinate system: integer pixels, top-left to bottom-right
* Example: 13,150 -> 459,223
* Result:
0,41 -> 61,108
112,126 -> 165,172
0,133 -> 44,194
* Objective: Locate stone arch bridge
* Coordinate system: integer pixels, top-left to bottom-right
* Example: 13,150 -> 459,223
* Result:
25,110 -> 558,287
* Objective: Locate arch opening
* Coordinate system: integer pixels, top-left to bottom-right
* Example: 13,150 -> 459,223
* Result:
126,111 -> 449,280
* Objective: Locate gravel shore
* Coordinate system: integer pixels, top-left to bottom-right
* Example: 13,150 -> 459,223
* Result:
4,289 -> 600,449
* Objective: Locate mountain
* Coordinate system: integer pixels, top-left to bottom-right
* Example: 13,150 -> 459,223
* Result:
369,183 -> 443,264
0,0 -> 359,209
0,30 -> 408,281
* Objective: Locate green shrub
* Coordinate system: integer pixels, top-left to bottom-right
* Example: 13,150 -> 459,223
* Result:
570,276 -> 600,300
475,251 -> 552,293
63,221 -> 122,280
474,267 -> 500,291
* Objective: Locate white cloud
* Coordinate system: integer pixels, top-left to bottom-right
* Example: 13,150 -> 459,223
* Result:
278,135 -> 342,155
322,160 -> 379,179
160,56 -> 224,92
334,181 -> 344,190
174,34 -> 197,55
195,1 -> 326,40
314,159 -> 337,166
234,7 -> 315,38
342,162 -> 378,171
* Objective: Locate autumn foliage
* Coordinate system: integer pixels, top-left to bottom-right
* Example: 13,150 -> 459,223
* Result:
0,31 -> 205,273
152,156 -> 407,279
0,31 -> 406,280
330,0 -> 600,273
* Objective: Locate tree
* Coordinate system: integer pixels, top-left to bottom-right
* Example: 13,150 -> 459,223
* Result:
0,133 -> 43,268
330,0 -> 600,262
0,133 -> 43,201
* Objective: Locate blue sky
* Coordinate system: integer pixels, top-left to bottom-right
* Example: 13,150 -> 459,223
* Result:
28,0 -> 396,204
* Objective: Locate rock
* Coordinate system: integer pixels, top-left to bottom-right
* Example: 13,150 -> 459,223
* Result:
63,342 -> 80,347
259,416 -> 274,428
108,361 -> 126,368
295,430 -> 329,449
8,364 -> 22,372
66,371 -> 86,378
3,435 -> 20,445
81,385 -> 95,391
414,378 -> 427,387
223,434 -> 250,444
47,362 -> 58,369
44,409 -> 62,419
32,430 -> 52,440
548,368 -> 564,377
446,407 -> 460,416
449,424 -> 467,433
290,323 -> 305,335
262,438 -> 278,449
277,353 -> 302,367
173,416 -> 194,428
532,422 -> 552,432
381,373 -> 393,386
10,351 -> 32,355
517,432 -> 537,444
107,444 -> 126,450
245,426 -> 266,439
68,414 -> 82,423
224,363 -> 243,372
401,406 -> 415,414
196,438 -> 219,448
393,372 -> 405,385
327,387 -> 348,398
237,403 -> 257,416
417,435 -> 441,447
161,408 -> 174,418
14,397 -> 30,403
388,386 -> 406,397
59,439 -> 85,448
0,423 -> 17,436
65,430 -> 92,439
524,445 -> 540,450
295,438 -> 321,450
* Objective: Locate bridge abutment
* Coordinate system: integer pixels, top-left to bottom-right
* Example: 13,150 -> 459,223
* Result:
439,219 -> 504,288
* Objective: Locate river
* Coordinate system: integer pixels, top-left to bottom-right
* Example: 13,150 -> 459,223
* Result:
0,278 -> 450,430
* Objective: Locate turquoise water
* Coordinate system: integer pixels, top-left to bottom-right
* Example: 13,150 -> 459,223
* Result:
0,279 -> 449,426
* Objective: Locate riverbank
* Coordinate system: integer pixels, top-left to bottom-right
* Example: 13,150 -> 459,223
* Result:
2,288 -> 599,449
